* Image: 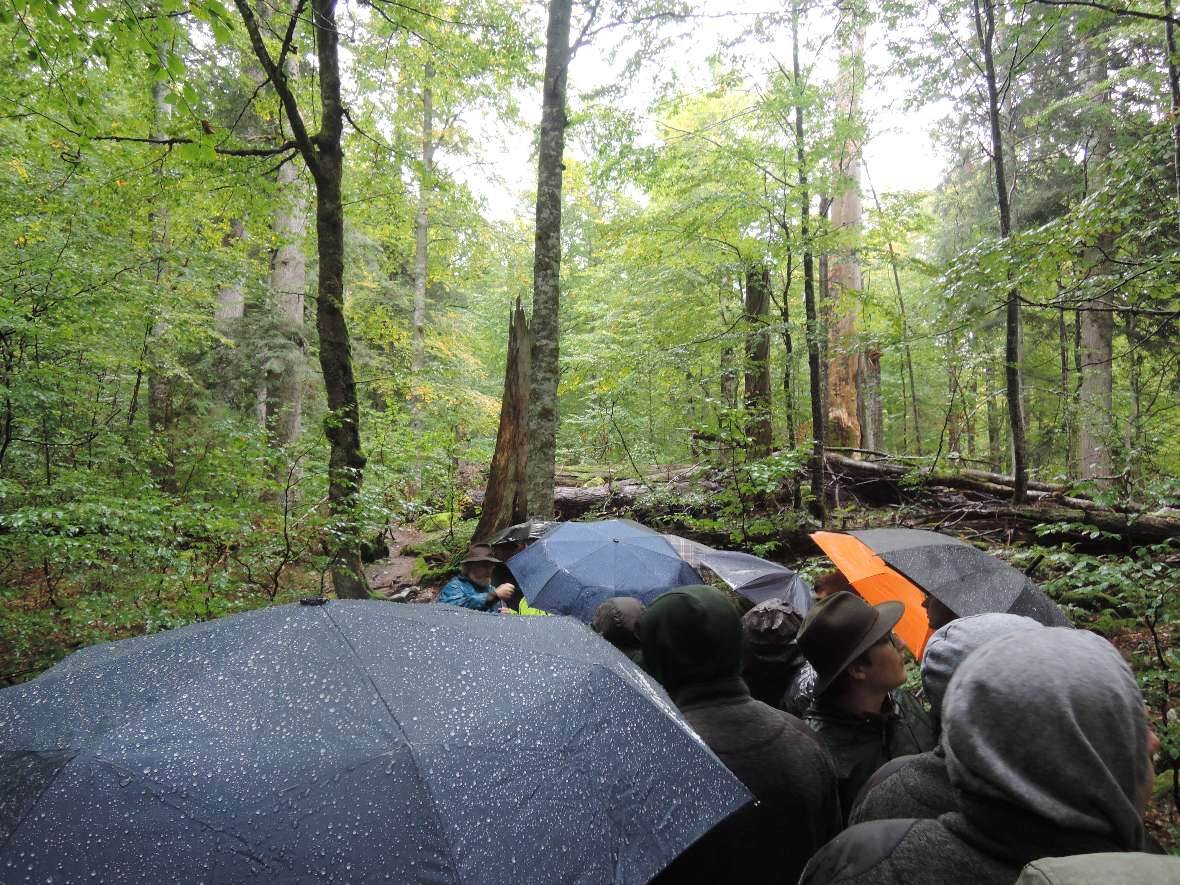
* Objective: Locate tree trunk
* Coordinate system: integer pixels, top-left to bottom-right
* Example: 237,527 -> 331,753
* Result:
233,0 -> 368,596
973,0 -> 1028,502
1166,0 -> 1180,236
1077,38 -> 1114,484
794,1 -> 826,522
780,278 -> 798,449
147,40 -> 176,492
310,0 -> 367,597
986,358 -> 1003,473
858,344 -> 882,451
214,217 -> 247,325
743,263 -> 773,458
1057,290 -> 1075,476
965,365 -> 977,460
474,300 -> 531,543
1125,307 -> 1141,484
269,157 -> 307,446
947,337 -> 963,455
826,20 -> 865,451
525,0 -> 572,519
410,61 -> 434,430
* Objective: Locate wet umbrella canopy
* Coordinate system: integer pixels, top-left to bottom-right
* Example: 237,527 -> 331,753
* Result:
0,601 -> 750,884
850,528 -> 1070,627
508,520 -> 702,621
664,536 -> 813,613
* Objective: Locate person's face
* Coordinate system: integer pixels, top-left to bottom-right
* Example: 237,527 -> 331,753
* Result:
466,562 -> 493,586
861,633 -> 908,693
921,593 -> 959,631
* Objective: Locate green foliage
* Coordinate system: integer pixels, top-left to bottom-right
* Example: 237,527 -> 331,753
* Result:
1023,539 -> 1179,835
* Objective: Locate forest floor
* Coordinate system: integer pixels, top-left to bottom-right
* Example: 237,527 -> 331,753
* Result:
367,527 -> 425,592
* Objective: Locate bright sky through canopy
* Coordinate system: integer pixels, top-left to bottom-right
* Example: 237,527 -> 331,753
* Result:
459,3 -> 949,221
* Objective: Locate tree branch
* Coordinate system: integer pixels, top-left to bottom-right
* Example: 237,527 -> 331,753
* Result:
230,0 -> 319,174
90,134 -> 301,156
277,0 -> 309,72
1029,0 -> 1180,24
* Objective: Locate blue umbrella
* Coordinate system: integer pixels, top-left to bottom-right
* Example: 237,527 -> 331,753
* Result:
0,601 -> 750,884
508,519 -> 703,620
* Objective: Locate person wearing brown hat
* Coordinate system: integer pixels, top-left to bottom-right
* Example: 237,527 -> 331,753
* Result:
435,545 -> 516,612
795,591 -> 936,817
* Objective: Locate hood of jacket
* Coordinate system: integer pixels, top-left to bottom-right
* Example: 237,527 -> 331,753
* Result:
921,613 -> 1042,716
942,627 -> 1148,854
590,596 -> 645,653
641,585 -> 742,697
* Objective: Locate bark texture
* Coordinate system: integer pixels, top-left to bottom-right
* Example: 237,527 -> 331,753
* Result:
825,21 -> 865,451
1077,39 -> 1114,483
473,301 -> 531,543
269,156 -> 307,446
525,0 -> 572,519
214,217 -> 247,324
1167,0 -> 1180,236
858,344 -> 882,451
743,263 -> 773,458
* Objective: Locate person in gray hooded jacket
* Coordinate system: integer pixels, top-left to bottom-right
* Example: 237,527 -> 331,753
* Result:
800,628 -> 1155,885
849,613 -> 1042,824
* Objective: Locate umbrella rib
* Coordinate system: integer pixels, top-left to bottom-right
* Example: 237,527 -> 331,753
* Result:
93,758 -> 274,866
0,748 -> 78,855
322,606 -> 465,885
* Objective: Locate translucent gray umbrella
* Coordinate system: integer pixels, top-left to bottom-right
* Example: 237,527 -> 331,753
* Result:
665,536 -> 814,614
0,601 -> 750,884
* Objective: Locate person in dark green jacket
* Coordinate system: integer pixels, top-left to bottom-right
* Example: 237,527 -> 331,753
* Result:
795,591 -> 936,818
643,586 -> 842,885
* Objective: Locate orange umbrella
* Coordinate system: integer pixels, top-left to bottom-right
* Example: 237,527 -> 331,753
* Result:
810,531 -> 934,658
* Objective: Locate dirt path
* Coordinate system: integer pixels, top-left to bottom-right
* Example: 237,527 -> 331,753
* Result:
367,526 -> 428,597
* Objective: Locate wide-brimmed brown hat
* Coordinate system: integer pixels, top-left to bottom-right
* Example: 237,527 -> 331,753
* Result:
795,591 -> 904,696
460,544 -> 501,566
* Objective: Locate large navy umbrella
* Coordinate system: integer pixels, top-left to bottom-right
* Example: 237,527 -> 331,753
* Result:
507,519 -> 702,620
0,601 -> 750,884
850,528 -> 1071,626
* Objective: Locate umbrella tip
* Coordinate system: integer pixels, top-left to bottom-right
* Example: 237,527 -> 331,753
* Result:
300,595 -> 329,606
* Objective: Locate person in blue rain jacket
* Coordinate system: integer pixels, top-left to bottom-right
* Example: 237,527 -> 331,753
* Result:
436,545 -> 515,612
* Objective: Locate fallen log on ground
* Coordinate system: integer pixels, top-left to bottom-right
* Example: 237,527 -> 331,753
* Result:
466,454 -> 1180,553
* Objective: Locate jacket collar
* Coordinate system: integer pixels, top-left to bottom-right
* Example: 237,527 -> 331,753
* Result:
942,795 -> 1132,867
811,691 -> 900,726
671,676 -> 751,709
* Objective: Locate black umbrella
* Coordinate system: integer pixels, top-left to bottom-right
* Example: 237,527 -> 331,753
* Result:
508,519 -> 702,620
487,520 -> 557,546
0,601 -> 750,884
849,528 -> 1070,626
